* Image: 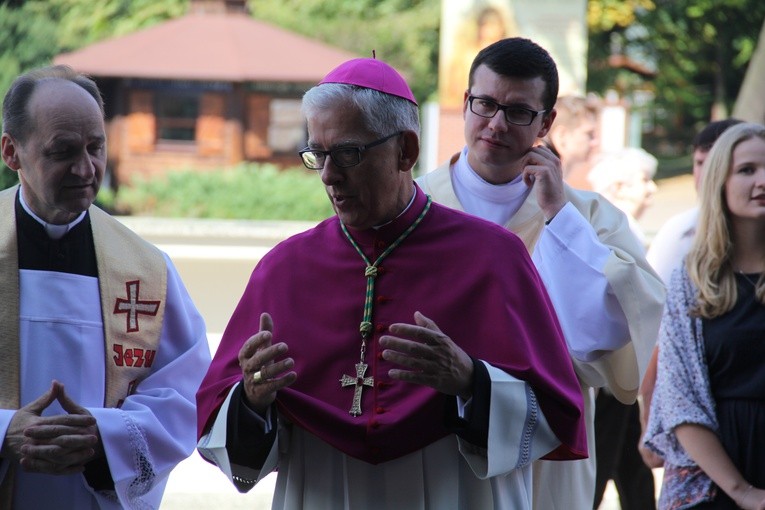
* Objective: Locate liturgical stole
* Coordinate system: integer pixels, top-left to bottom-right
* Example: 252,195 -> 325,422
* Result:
0,185 -> 167,410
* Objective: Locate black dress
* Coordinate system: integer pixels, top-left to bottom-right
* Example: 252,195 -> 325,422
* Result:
695,273 -> 765,509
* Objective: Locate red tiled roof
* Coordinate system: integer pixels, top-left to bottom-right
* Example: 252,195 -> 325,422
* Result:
54,12 -> 358,82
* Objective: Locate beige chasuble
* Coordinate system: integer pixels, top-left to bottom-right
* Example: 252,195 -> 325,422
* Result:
418,157 -> 664,510
418,158 -> 662,402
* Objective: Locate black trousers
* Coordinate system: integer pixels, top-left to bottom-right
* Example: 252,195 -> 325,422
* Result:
593,391 -> 657,510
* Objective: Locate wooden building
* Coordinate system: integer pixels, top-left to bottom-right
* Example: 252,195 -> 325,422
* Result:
54,0 -> 356,186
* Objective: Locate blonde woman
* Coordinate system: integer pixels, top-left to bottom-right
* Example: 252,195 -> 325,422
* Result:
644,122 -> 765,510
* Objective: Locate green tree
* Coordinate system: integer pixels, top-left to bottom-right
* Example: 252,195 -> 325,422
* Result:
48,0 -> 188,51
0,0 -> 188,101
249,0 -> 440,103
587,0 -> 765,154
0,2 -> 58,98
0,0 -> 188,185
641,1 -> 764,127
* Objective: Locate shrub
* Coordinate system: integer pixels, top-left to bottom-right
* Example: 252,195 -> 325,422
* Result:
1,165 -> 18,190
112,163 -> 335,221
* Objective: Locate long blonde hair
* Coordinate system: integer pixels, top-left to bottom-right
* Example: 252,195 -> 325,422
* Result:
687,122 -> 765,318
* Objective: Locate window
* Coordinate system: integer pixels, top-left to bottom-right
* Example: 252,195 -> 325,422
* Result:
156,93 -> 198,142
268,99 -> 305,153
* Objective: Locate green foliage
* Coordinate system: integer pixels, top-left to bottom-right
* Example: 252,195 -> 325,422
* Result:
113,164 -> 335,221
0,165 -> 19,190
0,3 -> 58,99
587,0 -> 765,155
3,0 -> 764,207
588,0 -> 655,32
250,0 -> 440,103
48,0 -> 188,50
641,0 -> 764,117
0,0 -> 187,101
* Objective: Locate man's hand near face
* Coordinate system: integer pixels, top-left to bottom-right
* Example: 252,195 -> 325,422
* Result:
522,144 -> 567,222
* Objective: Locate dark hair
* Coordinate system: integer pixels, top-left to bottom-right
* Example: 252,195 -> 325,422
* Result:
468,37 -> 559,112
691,118 -> 743,152
2,65 -> 104,143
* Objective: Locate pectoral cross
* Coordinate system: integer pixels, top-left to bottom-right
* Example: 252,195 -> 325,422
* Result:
340,362 -> 374,416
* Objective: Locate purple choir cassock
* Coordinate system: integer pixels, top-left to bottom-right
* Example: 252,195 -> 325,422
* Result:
197,184 -> 586,465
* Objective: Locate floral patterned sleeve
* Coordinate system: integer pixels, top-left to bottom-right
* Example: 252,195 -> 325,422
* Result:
643,265 -> 719,509
644,265 -> 718,463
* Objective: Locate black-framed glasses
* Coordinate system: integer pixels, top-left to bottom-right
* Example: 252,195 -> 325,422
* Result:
467,95 -> 547,126
299,131 -> 403,170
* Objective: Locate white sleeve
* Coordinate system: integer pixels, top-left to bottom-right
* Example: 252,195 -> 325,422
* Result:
646,211 -> 695,284
531,202 -> 630,361
88,255 -> 211,509
458,362 -> 560,479
197,382 -> 278,493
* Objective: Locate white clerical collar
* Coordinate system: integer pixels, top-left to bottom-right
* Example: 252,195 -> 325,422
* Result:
19,188 -> 87,240
453,147 -> 531,226
373,184 -> 416,229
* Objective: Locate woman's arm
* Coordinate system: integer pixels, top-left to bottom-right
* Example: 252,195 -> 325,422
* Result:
675,423 -> 765,509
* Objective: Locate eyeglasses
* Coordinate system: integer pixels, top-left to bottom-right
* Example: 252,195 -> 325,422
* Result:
467,95 -> 546,126
299,131 -> 403,170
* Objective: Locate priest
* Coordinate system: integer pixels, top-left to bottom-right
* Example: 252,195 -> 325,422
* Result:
0,66 -> 211,508
416,37 -> 665,510
196,57 -> 587,510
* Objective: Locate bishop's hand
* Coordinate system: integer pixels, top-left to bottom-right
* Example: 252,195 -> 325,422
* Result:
239,312 -> 296,415
522,144 -> 567,222
380,311 -> 474,400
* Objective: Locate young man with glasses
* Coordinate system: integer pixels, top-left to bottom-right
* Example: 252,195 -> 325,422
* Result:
417,37 -> 665,510
197,57 -> 587,509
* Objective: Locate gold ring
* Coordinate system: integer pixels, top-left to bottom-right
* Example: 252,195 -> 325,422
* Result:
252,370 -> 264,384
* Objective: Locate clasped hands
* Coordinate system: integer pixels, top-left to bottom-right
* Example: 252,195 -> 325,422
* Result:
2,381 -> 102,475
239,311 -> 474,412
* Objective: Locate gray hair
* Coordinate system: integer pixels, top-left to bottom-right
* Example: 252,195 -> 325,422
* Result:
588,147 -> 658,192
302,83 -> 419,138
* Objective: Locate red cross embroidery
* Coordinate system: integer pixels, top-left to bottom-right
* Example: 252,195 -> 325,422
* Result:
113,280 -> 160,333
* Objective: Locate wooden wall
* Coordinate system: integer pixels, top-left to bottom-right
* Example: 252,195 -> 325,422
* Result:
108,83 -> 302,186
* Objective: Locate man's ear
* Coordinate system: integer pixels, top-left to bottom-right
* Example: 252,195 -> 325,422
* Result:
398,130 -> 420,173
537,108 -> 557,139
1,133 -> 22,172
548,126 -> 565,152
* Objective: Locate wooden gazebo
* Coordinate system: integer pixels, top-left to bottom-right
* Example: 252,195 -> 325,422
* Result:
54,0 -> 356,186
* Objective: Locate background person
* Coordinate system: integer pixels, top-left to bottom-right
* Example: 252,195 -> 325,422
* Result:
644,122 -> 765,509
588,146 -> 659,245
646,119 -> 744,283
586,146 -> 660,510
0,65 -> 210,508
540,94 -> 601,190
639,118 -> 743,471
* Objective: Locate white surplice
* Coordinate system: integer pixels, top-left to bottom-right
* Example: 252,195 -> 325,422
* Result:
199,363 -> 561,510
0,255 -> 210,509
646,206 -> 699,284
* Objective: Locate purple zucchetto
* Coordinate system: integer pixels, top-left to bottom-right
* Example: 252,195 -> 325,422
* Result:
319,57 -> 418,106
